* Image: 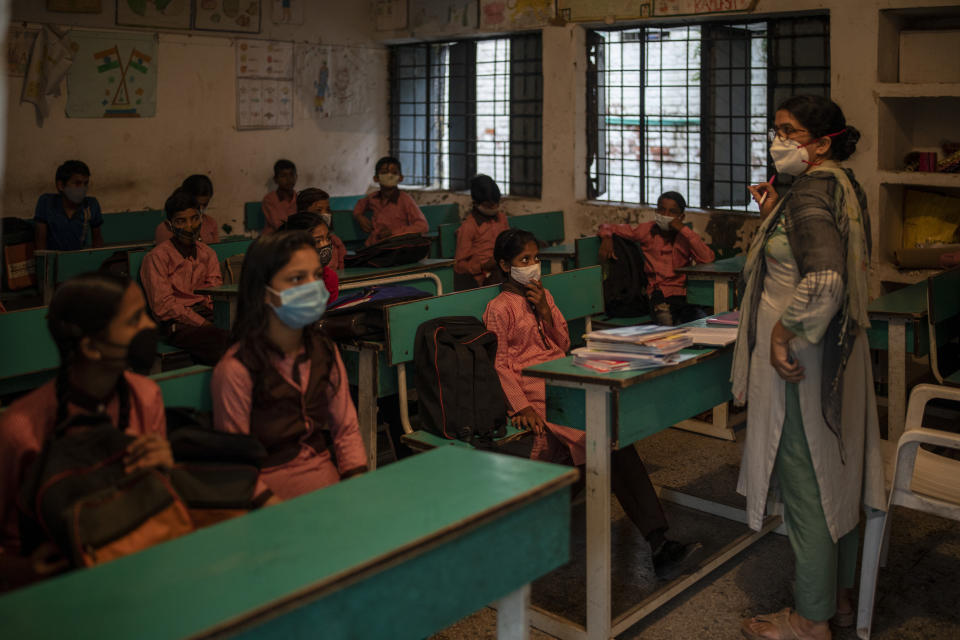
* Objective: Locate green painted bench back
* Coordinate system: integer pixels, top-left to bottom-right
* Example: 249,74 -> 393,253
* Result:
508,211 -> 564,245
99,210 -> 165,245
329,194 -> 364,211
928,267 -> 960,325
385,266 -> 603,366
150,365 -> 212,411
420,203 -> 460,231
438,222 -> 459,259
0,307 -> 59,390
330,210 -> 368,247
52,246 -> 135,282
244,201 -> 264,232
575,235 -> 602,268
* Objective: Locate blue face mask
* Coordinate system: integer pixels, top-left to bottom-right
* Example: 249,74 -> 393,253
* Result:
266,280 -> 330,329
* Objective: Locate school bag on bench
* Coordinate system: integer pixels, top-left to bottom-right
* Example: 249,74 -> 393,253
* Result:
414,316 -> 508,449
320,284 -> 430,340
344,232 -> 431,268
603,234 -> 649,318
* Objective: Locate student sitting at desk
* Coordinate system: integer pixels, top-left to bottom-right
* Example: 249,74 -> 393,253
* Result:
483,229 -> 699,578
453,174 -> 510,290
352,156 -> 428,247
34,160 -> 104,251
155,175 -> 219,245
279,212 -> 339,301
211,231 -> 368,500
296,187 -> 347,270
598,191 -> 715,326
140,190 -> 228,366
262,159 -> 298,234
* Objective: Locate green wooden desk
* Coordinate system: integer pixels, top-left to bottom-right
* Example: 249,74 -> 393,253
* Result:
0,446 -> 577,640
99,209 -> 165,245
524,349 -> 780,640
0,306 -> 59,396
35,243 -> 154,305
676,254 -> 744,311
539,241 -> 577,273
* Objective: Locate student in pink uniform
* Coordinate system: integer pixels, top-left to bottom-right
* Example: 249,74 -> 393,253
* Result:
211,231 -> 368,500
261,159 -> 298,234
351,156 -> 428,247
279,212 -> 340,302
598,191 -> 715,325
483,228 -> 699,578
454,174 -> 510,290
140,190 -> 228,365
296,188 -> 347,270
0,273 -> 170,588
155,175 -> 219,245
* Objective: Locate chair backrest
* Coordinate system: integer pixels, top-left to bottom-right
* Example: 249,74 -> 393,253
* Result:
244,202 -> 264,232
99,210 -> 165,245
438,222 -> 459,259
420,204 -> 460,232
150,365 -> 213,411
329,194 -> 364,211
0,306 -> 59,382
384,266 -> 603,366
508,211 -> 564,245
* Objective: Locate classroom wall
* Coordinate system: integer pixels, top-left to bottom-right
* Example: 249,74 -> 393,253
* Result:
2,1 -> 388,234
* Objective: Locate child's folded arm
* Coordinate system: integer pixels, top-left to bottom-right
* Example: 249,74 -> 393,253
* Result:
677,226 -> 715,263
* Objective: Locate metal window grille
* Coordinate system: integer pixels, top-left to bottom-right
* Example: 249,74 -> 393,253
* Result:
587,15 -> 829,211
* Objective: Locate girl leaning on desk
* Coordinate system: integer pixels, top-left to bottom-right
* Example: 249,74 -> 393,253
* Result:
733,95 -> 885,640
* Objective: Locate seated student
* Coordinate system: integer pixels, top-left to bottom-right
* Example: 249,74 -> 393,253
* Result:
279,212 -> 340,301
483,229 -> 699,578
296,188 -> 347,270
598,191 -> 715,325
140,190 -> 229,366
34,160 -> 104,251
155,175 -> 219,244
352,156 -> 428,247
211,231 -> 368,500
454,174 -> 511,290
261,159 -> 298,234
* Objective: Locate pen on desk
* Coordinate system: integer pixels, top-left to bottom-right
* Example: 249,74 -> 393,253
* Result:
758,175 -> 775,207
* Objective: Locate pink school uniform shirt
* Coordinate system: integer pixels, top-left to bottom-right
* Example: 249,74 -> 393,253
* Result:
0,372 -> 166,554
598,221 -> 715,298
352,190 -> 428,247
483,289 -> 586,465
211,344 -> 367,500
140,240 -> 222,327
329,233 -> 347,271
154,215 -> 219,245
454,211 -> 510,286
262,190 -> 298,234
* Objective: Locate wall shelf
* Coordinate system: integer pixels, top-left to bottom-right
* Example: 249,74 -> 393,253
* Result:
878,171 -> 960,188
875,82 -> 960,98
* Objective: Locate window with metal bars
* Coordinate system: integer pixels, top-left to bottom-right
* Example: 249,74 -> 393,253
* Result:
587,15 -> 829,212
389,34 -> 542,197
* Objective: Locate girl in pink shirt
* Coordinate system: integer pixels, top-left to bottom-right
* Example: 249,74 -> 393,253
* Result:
483,229 -> 699,578
279,212 -> 340,302
454,174 -> 510,290
211,231 -> 368,500
0,273 -> 171,588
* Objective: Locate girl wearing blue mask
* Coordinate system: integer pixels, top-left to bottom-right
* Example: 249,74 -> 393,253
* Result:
211,231 -> 367,500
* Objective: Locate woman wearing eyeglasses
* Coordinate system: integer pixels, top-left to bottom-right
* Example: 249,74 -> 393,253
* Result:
733,95 -> 885,640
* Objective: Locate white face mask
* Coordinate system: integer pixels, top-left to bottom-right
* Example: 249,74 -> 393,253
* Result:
769,137 -> 812,176
475,204 -> 500,217
378,173 -> 401,188
653,213 -> 674,231
510,262 -> 541,285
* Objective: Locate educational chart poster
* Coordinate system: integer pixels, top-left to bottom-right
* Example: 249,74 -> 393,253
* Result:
271,0 -> 303,25
294,44 -> 384,119
7,26 -> 38,77
558,0 -> 651,22
195,0 -> 261,33
236,39 -> 292,129
236,39 -> 293,78
409,0 -> 477,36
653,0 -> 757,16
375,0 -> 407,31
66,31 -> 157,118
116,0 -> 191,29
480,0 -> 553,29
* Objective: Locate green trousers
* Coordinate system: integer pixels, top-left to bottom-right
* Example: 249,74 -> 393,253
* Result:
775,383 -> 859,622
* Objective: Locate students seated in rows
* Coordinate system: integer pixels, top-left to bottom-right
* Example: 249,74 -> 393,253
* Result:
598,191 -> 715,326
262,159 -> 298,234
155,175 -> 219,245
453,174 -> 510,291
279,212 -> 339,301
140,190 -> 228,366
0,273 -> 169,588
296,187 -> 346,270
352,156 -> 428,246
34,160 -> 104,251
211,231 -> 368,500
483,229 -> 698,578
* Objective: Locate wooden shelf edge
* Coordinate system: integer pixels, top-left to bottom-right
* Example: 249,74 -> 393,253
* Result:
875,82 -> 960,98
878,171 -> 960,188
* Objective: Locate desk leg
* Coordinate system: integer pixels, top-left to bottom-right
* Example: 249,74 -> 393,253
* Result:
713,278 -> 730,313
357,347 -> 379,471
497,584 -> 531,640
585,386 -> 612,640
887,319 -> 907,442
40,255 -> 56,306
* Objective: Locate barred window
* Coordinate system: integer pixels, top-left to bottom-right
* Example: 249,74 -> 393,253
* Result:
390,33 -> 542,197
587,15 -> 829,211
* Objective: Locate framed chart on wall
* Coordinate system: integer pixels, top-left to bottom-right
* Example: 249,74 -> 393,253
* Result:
195,0 -> 262,33
116,0 -> 191,29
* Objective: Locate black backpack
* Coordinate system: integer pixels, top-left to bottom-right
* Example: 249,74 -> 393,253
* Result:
603,234 -> 649,317
344,233 -> 432,268
414,317 -> 508,449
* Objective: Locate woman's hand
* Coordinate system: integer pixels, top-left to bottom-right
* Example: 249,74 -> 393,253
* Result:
525,281 -> 553,326
124,434 -> 174,474
748,181 -> 780,218
598,237 -> 616,261
770,321 -> 804,382
513,406 -> 546,435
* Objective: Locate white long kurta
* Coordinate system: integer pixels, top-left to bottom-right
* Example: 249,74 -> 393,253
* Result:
737,217 -> 885,542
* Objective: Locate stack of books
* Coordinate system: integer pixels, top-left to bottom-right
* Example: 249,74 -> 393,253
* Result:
572,325 -> 695,373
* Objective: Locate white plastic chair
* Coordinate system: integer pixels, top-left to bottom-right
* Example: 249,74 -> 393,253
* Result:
857,383 -> 960,639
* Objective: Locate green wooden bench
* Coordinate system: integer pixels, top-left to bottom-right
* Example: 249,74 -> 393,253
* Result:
508,210 -> 564,246
329,210 -> 368,250
244,201 -> 264,233
927,266 -> 960,387
150,365 -> 213,411
0,306 -> 59,397
328,194 -> 364,211
0,446 -> 576,640
99,209 -> 165,245
383,266 -> 604,452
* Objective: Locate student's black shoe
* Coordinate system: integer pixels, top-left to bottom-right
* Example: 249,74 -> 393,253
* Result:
652,540 -> 702,580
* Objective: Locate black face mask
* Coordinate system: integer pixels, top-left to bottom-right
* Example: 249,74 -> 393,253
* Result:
98,328 -> 160,374
169,222 -> 201,243
317,244 -> 333,267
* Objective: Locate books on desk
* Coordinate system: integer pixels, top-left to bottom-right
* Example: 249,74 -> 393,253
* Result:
583,325 -> 693,356
684,326 -> 739,347
571,347 -> 698,373
706,310 -> 739,325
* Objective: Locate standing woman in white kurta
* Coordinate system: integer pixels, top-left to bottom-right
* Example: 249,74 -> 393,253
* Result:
733,95 -> 885,640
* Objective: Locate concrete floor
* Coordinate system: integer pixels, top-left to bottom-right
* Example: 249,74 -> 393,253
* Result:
430,427 -> 960,639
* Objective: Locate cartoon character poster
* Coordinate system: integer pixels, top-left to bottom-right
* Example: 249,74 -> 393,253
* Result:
66,30 -> 157,118
295,44 -> 383,120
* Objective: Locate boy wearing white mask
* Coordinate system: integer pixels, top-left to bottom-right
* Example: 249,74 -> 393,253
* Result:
598,191 -> 715,325
453,174 -> 510,290
351,156 -> 428,247
34,160 -> 104,251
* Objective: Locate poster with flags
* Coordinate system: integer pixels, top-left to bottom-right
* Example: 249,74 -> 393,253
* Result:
66,31 -> 157,118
